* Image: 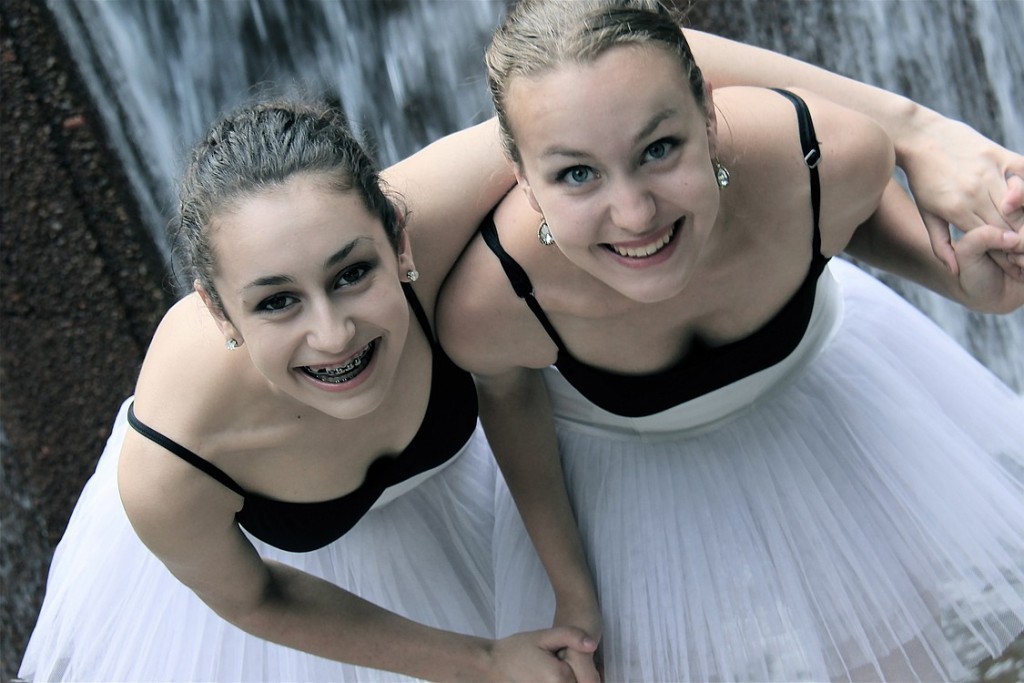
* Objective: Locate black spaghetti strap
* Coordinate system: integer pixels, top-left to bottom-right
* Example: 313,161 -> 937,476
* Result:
402,282 -> 435,344
770,88 -> 823,256
480,216 -> 571,352
127,402 -> 247,496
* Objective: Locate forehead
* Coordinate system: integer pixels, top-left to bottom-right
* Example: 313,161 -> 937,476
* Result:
506,44 -> 701,156
209,175 -> 384,277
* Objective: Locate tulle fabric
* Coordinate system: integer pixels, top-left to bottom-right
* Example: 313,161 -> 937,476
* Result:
19,401 -> 499,682
493,259 -> 1024,682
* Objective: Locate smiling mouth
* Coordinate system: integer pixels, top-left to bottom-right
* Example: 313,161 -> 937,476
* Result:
604,220 -> 680,258
301,340 -> 376,384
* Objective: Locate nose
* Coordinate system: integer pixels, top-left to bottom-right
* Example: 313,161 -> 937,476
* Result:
305,300 -> 355,355
609,176 -> 656,234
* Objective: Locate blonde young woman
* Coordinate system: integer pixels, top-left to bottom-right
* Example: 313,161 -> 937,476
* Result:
438,1 -> 1024,681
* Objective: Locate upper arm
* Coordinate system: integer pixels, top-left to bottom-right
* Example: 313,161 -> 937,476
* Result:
118,429 -> 270,619
381,119 -> 515,291
121,298 -> 271,619
436,233 -> 542,377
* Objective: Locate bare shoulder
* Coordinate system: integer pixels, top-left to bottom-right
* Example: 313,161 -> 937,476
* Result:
782,87 -> 895,254
119,294 -> 257,585
437,223 -> 557,377
136,294 -> 248,413
716,87 -> 894,255
716,86 -> 892,174
128,293 -> 258,474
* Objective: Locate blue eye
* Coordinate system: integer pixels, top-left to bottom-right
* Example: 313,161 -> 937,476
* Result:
557,165 -> 596,187
256,293 -> 298,313
335,262 -> 372,288
643,138 -> 678,163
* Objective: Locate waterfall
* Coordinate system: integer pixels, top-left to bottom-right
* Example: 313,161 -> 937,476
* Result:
45,0 -> 1022,390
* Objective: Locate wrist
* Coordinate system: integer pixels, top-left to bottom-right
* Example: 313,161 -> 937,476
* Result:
450,636 -> 498,683
554,590 -> 603,638
886,98 -> 943,167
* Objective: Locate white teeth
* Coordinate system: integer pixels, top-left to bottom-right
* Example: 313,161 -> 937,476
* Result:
611,225 -> 675,258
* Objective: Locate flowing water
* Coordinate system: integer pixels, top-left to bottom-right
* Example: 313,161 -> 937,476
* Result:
44,0 -> 1023,391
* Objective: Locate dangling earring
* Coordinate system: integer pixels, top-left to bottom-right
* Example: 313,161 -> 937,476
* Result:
714,158 -> 731,188
538,219 -> 555,246
226,338 -> 240,350
405,269 -> 419,282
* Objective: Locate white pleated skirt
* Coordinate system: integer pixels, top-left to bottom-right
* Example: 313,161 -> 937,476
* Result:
493,259 -> 1024,682
19,401 -> 499,682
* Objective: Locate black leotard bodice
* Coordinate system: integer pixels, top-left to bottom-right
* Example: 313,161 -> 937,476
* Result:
126,284 -> 478,553
480,89 -> 829,418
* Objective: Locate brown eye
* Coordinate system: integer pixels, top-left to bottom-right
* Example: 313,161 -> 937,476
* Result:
257,293 -> 297,313
334,262 -> 373,288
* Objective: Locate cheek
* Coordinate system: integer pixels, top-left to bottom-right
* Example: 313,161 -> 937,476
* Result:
247,329 -> 299,371
546,196 -> 601,241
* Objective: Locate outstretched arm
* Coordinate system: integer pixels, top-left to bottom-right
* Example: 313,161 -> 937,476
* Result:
846,179 -> 1024,314
382,118 -> 515,299
685,28 -> 1024,274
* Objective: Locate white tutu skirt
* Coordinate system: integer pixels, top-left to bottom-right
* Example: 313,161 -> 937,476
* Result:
493,259 -> 1024,682
19,401 -> 499,682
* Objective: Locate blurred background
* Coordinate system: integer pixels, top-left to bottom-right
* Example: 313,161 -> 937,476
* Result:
2,1 -> 1021,679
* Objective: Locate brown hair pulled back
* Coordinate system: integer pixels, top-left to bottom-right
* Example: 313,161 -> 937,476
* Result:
173,100 -> 404,312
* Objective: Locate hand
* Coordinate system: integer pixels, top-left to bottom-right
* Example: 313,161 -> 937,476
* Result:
952,225 -> 1024,313
554,597 -> 604,683
486,627 -> 598,682
897,114 -> 1024,275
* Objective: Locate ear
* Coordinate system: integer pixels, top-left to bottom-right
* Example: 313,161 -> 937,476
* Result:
513,163 -> 544,214
195,280 -> 243,346
396,229 -> 416,281
703,81 -> 720,159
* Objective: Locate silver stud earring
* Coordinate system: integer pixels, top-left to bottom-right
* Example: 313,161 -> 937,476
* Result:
714,158 -> 731,188
226,338 -> 239,350
406,269 -> 419,282
538,220 -> 555,246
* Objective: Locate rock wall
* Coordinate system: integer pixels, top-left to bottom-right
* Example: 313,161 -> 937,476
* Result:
0,1 -> 172,679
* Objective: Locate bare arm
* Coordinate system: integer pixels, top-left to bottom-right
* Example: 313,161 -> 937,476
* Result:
117,428 -> 596,683
114,298 -> 596,682
685,28 -> 1024,273
437,244 -> 602,683
847,179 -> 1024,313
475,368 -> 603,682
382,118 -> 514,300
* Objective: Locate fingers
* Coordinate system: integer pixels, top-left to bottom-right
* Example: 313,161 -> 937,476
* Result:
999,172 -> 1024,226
560,648 -> 602,683
539,626 -> 598,655
955,225 -> 1024,285
922,209 -> 960,274
958,224 -> 1021,256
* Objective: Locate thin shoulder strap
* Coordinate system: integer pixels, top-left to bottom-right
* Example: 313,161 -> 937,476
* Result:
770,88 -> 823,256
402,282 -> 435,344
479,215 -> 570,352
127,402 -> 247,496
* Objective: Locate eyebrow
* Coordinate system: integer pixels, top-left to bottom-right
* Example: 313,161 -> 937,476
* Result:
240,237 -> 368,291
539,108 -> 679,159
